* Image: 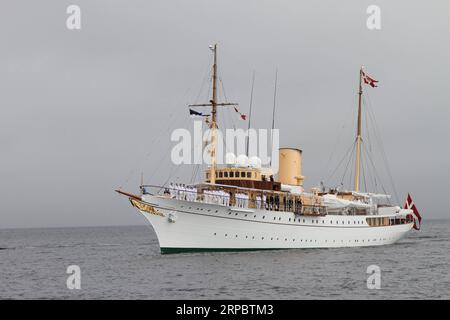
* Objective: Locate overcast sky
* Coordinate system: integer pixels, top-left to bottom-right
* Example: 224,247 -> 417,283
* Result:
1,0 -> 449,228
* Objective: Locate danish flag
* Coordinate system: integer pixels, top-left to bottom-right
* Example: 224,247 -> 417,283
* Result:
362,70 -> 379,88
404,193 -> 422,230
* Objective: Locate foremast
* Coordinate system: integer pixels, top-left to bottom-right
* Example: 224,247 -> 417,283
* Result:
210,44 -> 218,184
189,44 -> 238,185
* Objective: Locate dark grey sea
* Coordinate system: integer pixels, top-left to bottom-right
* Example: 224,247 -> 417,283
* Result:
1,220 -> 449,299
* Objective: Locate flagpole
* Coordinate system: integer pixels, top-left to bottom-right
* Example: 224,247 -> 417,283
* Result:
246,71 -> 255,157
354,66 -> 363,192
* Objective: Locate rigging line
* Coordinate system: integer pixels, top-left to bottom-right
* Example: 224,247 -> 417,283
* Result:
246,71 -> 256,156
324,95 -> 358,177
270,69 -> 278,165
149,116 -> 191,179
340,140 -> 357,186
193,54 -> 214,104
364,94 -> 400,204
349,143 -> 356,191
118,108 -> 185,190
326,140 -> 357,183
361,141 -> 368,192
161,161 -> 184,191
189,164 -> 197,184
362,142 -> 390,199
219,77 -> 236,131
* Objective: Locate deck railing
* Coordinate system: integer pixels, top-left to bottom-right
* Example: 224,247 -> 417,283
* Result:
140,184 -> 327,216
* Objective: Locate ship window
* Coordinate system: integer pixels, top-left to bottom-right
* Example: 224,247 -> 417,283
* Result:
246,172 -> 251,178
241,171 -> 245,178
219,172 -> 223,178
206,173 -> 210,179
224,171 -> 228,178
215,172 -> 218,178
230,171 -> 234,178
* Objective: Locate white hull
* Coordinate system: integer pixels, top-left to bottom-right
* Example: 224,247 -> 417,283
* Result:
137,195 -> 413,253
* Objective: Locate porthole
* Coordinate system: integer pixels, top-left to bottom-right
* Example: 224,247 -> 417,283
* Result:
263,216 -> 265,219
225,234 -> 228,237
235,235 -> 238,238
213,233 -> 216,235
262,237 -> 264,240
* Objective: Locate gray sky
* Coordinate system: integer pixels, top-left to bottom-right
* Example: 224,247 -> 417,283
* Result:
1,0 -> 449,228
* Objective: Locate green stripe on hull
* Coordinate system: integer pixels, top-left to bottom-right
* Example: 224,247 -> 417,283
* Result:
160,247 -> 287,254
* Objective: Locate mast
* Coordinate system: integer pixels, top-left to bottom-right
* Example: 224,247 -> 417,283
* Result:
270,69 -> 278,166
354,67 -> 363,192
189,44 -> 238,184
246,71 -> 255,156
210,44 -> 218,184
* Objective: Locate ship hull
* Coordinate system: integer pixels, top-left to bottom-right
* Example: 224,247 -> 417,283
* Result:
138,195 -> 413,253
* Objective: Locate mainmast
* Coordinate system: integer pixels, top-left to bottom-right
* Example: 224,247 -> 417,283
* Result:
354,67 -> 363,192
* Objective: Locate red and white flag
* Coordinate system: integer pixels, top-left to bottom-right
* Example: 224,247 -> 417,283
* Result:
362,70 -> 379,88
234,106 -> 247,120
404,193 -> 422,230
